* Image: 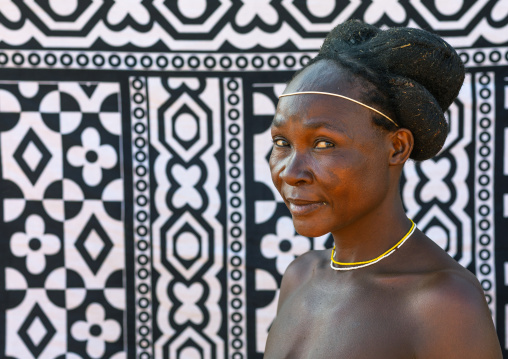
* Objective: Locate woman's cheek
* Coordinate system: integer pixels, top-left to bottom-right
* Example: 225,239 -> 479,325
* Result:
269,150 -> 284,187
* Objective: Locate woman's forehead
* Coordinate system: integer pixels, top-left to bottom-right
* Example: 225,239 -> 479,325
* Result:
286,60 -> 360,96
274,91 -> 376,138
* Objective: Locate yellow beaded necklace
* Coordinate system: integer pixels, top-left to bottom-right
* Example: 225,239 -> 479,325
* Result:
330,219 -> 416,271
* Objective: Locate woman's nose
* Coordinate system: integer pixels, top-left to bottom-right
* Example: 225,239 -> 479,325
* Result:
279,150 -> 313,186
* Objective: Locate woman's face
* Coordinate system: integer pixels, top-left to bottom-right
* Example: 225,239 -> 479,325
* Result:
269,60 -> 394,237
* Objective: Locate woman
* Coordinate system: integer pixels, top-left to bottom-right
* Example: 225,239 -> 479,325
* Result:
264,20 -> 502,358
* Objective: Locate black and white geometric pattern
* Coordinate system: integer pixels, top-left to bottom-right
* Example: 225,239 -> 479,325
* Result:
1,2 -> 508,358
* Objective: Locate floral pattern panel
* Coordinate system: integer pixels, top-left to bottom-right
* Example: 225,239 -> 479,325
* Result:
1,81 -> 125,359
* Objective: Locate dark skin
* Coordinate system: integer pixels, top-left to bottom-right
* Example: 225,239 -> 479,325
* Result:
264,60 -> 502,358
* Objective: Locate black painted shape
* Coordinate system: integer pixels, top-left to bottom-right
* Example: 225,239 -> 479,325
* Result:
12,128 -> 52,185
74,214 -> 113,275
18,303 -> 56,357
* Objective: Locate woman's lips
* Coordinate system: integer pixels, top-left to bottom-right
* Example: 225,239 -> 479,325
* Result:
286,199 -> 325,216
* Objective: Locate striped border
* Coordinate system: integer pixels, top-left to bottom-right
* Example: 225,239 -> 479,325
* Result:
129,76 -> 154,358
474,71 -> 497,321
224,77 -> 247,359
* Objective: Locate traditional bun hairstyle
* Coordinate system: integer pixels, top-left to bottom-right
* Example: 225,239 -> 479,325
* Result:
307,20 -> 465,161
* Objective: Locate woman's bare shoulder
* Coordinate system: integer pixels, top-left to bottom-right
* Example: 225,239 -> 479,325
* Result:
410,265 -> 502,358
386,232 -> 502,357
276,249 -> 328,310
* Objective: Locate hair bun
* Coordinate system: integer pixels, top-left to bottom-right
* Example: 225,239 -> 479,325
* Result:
389,77 -> 448,161
317,20 -> 465,160
374,27 -> 464,112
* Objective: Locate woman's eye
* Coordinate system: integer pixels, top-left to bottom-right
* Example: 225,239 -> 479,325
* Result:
315,140 -> 334,148
274,139 -> 289,147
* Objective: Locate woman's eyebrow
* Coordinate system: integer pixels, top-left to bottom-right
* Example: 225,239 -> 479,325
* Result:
302,120 -> 339,130
302,119 -> 350,136
272,116 -> 343,129
271,117 -> 351,139
271,116 -> 285,128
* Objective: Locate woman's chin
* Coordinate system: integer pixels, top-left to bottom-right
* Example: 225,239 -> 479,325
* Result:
293,219 -> 329,238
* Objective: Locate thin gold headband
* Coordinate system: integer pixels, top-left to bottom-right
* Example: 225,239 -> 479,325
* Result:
278,91 -> 398,127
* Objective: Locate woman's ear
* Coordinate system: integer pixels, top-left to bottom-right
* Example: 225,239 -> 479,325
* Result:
389,128 -> 413,165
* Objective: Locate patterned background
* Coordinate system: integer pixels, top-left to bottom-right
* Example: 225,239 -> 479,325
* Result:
1,1 -> 508,358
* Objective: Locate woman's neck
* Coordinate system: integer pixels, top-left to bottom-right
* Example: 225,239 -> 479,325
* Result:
330,200 -> 410,264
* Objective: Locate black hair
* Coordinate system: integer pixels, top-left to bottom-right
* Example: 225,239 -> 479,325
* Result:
303,20 -> 465,161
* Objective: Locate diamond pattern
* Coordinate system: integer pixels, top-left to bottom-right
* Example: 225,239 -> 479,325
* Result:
75,215 -> 113,275
13,128 -> 52,185
18,303 -> 56,357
